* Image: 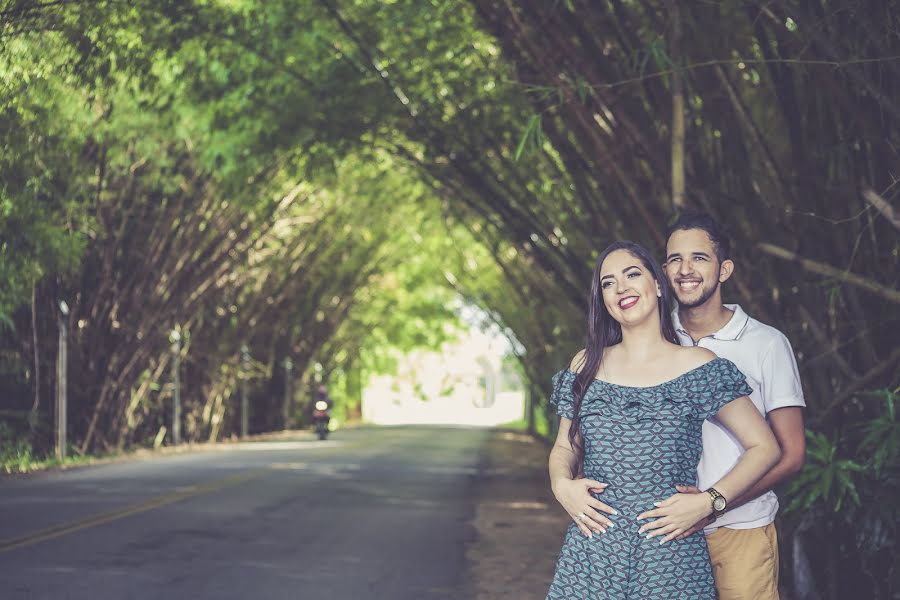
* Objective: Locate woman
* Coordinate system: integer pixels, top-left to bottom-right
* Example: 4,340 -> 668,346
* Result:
546,241 -> 780,599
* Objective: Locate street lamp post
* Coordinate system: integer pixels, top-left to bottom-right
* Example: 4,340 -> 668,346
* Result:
241,344 -> 249,438
56,301 -> 69,461
170,330 -> 182,446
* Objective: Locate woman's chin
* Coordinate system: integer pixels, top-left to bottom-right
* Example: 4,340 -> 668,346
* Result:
615,308 -> 656,328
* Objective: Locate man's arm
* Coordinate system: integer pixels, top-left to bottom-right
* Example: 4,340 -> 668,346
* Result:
726,406 -> 805,509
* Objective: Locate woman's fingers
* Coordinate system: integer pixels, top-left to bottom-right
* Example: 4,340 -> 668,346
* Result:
581,510 -> 609,534
572,512 -> 606,537
653,496 -> 676,508
646,522 -> 678,540
573,517 -> 593,538
637,516 -> 668,533
586,498 -> 619,516
636,507 -> 663,521
659,527 -> 685,544
582,479 -> 608,490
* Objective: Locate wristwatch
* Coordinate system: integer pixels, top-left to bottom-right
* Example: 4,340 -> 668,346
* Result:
706,487 -> 727,516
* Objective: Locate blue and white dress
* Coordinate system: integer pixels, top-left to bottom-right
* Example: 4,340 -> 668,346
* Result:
546,357 -> 752,599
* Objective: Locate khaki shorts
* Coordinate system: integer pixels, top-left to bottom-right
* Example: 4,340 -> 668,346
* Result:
705,523 -> 780,600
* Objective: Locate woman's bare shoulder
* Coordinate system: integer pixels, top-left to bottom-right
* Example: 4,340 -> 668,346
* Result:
674,345 -> 717,370
568,349 -> 587,372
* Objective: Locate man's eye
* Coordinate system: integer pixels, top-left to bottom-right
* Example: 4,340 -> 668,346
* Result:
669,257 -> 680,263
695,256 -> 706,261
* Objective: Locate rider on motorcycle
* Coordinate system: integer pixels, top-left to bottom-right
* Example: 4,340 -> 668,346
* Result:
311,384 -> 333,439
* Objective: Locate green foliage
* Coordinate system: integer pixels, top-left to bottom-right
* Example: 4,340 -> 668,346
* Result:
787,389 -> 899,580
787,430 -> 864,513
0,423 -> 34,473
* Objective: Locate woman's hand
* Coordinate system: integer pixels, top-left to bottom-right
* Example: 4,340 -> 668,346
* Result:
636,491 -> 712,544
551,477 -> 617,538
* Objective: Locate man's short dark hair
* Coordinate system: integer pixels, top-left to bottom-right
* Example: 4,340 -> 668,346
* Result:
667,210 -> 731,263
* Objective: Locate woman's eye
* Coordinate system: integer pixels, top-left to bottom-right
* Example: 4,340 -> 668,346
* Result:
627,272 -> 640,278
601,281 -> 613,289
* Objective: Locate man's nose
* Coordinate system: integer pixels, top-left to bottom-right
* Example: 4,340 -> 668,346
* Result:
679,260 -> 693,275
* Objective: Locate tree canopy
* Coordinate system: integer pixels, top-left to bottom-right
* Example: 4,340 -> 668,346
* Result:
1,1 -> 898,596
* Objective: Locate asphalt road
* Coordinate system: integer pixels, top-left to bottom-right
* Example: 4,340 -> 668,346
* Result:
0,426 -> 492,600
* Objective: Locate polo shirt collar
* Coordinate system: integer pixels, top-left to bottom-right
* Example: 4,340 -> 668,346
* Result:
672,303 -> 750,341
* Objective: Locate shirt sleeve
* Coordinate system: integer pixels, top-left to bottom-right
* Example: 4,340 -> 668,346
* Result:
698,358 -> 754,421
549,371 -> 576,419
760,333 -> 806,411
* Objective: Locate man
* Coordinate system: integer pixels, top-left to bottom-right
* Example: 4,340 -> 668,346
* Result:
660,211 -> 806,599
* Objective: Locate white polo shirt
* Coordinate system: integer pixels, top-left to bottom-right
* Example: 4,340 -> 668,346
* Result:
672,304 -> 805,532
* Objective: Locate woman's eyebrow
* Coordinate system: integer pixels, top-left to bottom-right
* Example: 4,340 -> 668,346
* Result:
600,265 -> 641,281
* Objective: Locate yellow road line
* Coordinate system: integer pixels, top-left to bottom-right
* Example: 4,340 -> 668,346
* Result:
0,468 -> 267,554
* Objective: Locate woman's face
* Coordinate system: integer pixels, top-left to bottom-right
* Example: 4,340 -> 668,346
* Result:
599,249 -> 660,327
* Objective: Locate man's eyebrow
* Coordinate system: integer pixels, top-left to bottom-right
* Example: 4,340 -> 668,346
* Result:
665,252 -> 681,261
692,251 -> 712,258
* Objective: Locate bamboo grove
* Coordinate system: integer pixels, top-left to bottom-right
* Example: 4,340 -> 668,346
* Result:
1,1 -> 898,597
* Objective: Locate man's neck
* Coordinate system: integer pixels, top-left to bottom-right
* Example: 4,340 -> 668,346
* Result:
678,300 -> 734,342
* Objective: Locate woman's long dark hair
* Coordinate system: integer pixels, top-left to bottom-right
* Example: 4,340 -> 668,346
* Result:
565,240 -> 679,462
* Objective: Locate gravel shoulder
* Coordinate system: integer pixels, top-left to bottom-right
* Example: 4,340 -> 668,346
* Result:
465,429 -> 569,600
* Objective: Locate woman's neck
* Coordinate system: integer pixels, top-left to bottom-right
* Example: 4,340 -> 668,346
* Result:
617,315 -> 670,361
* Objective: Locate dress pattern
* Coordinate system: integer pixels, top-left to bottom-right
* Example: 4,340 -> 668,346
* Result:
546,357 -> 752,600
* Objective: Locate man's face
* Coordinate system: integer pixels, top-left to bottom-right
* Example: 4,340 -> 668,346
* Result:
664,229 -> 728,309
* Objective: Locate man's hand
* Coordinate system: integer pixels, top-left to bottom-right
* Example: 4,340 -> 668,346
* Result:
551,478 -> 617,539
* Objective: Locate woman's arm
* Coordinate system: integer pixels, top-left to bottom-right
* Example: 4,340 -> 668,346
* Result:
549,417 -> 617,538
637,396 -> 781,543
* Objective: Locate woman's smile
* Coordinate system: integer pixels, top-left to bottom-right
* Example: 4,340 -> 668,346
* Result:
618,296 -> 640,310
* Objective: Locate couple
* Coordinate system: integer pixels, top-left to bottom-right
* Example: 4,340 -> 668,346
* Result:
546,212 -> 806,599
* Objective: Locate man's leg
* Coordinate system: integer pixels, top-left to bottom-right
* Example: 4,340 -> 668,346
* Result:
705,524 -> 779,600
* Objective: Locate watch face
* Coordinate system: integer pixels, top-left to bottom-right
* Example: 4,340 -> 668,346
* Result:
713,497 -> 726,511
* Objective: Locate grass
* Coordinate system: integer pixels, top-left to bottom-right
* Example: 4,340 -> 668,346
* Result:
0,424 -> 105,475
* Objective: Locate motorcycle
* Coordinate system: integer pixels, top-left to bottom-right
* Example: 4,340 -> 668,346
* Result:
312,400 -> 331,440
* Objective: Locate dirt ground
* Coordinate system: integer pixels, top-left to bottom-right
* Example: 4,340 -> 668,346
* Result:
465,429 -> 569,600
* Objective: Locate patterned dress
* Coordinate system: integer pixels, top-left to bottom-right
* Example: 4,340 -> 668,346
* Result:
546,357 -> 752,599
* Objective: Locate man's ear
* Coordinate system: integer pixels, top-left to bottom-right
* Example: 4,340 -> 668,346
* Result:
719,259 -> 735,282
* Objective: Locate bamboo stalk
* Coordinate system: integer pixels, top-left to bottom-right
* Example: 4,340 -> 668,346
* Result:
758,242 -> 900,304
668,0 -> 686,210
817,345 -> 900,421
861,186 -> 900,231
